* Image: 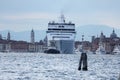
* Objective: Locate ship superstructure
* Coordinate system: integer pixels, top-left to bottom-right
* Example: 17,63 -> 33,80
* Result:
46,14 -> 76,54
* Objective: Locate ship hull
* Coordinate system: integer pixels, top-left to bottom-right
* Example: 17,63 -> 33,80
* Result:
55,40 -> 74,54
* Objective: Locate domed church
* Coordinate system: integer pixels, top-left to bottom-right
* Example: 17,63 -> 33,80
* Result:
110,29 -> 117,39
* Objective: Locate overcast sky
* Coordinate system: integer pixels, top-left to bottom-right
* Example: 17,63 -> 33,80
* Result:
0,0 -> 120,32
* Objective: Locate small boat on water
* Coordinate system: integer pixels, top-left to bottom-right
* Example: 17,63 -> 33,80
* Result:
96,42 -> 106,54
112,45 -> 120,55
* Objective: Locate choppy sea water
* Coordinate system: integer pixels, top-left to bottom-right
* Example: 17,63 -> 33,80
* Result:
0,53 -> 120,80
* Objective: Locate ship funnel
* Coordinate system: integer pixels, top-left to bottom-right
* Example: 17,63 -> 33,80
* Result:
60,14 -> 65,23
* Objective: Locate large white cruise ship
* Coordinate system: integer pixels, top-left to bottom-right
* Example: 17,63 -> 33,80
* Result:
46,14 -> 76,54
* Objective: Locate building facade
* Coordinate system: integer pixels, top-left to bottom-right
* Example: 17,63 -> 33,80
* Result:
91,29 -> 120,54
0,30 -> 45,53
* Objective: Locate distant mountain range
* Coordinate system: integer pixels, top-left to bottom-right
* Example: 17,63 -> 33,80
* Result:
0,25 -> 120,42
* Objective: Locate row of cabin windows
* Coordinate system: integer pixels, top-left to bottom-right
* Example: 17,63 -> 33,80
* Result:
48,29 -> 75,31
59,26 -> 64,28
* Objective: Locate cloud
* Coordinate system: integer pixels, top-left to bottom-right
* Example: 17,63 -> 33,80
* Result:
0,12 -> 60,31
0,11 -> 120,32
66,12 -> 120,29
1,13 -> 58,20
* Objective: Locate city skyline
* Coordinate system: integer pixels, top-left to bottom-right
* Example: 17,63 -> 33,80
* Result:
0,26 -> 120,42
0,0 -> 120,32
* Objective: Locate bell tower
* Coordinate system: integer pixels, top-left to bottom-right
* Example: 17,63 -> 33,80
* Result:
31,29 -> 35,43
7,31 -> 10,41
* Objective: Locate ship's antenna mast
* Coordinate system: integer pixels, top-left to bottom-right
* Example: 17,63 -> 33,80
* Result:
60,12 -> 65,23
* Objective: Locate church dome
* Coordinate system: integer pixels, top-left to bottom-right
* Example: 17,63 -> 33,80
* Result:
110,29 -> 117,38
99,31 -> 106,42
100,32 -> 105,39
